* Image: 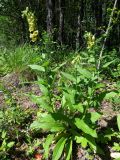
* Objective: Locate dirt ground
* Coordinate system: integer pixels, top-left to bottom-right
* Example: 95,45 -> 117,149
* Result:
0,73 -> 120,160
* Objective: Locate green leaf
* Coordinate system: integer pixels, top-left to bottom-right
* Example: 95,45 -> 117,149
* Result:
65,140 -> 72,160
88,87 -> 92,96
84,134 -> 97,151
39,84 -> 48,96
112,143 -> 120,151
95,83 -> 105,89
115,158 -> 120,160
52,62 -> 66,72
52,137 -> 66,160
75,136 -> 87,148
102,60 -> 116,68
51,112 -> 70,124
90,112 -> 101,123
62,89 -> 76,107
73,103 -> 84,113
105,91 -> 118,100
117,114 -> 120,131
62,95 -> 66,107
7,142 -> 15,148
30,113 -> 65,132
77,66 -> 92,79
30,94 -> 52,112
28,64 -> 45,72
1,131 -> 6,139
61,72 -> 76,82
37,77 -> 47,85
75,118 -> 97,138
30,121 -> 42,130
43,134 -> 54,159
103,128 -> 116,141
0,111 -> 3,118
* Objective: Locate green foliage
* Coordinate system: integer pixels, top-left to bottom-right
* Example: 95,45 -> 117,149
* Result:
0,105 -> 33,137
0,15 -> 21,47
110,115 -> 120,159
100,49 -> 120,78
25,138 -> 42,156
0,90 -> 37,159
28,47 -> 120,159
0,130 -> 15,160
43,134 -> 54,159
0,44 -> 41,76
109,82 -> 120,111
0,0 -> 120,159
39,31 -> 69,63
29,56 -> 115,159
112,142 -> 120,152
0,42 -> 120,159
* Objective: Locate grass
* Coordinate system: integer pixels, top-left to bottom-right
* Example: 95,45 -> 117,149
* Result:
0,44 -> 41,76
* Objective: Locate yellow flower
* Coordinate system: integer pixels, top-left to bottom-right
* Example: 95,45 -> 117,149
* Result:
30,33 -> 34,39
92,35 -> 95,41
30,30 -> 38,42
86,33 -> 95,49
31,37 -> 37,42
33,30 -> 39,36
22,7 -> 38,42
29,22 -> 34,27
27,18 -> 33,23
29,26 -> 34,32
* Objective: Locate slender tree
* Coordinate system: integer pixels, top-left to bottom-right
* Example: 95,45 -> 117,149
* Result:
58,0 -> 65,45
0,0 -> 120,48
46,0 -> 53,35
97,0 -> 118,69
76,0 -> 84,50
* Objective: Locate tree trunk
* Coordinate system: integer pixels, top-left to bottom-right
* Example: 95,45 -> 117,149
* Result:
58,0 -> 65,45
76,0 -> 84,50
94,0 -> 103,36
76,14 -> 81,50
117,1 -> 120,52
46,0 -> 53,35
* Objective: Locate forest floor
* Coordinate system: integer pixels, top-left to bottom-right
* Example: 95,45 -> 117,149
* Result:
0,73 -> 120,160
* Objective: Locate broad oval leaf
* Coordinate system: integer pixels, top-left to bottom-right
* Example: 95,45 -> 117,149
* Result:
61,72 -> 76,82
29,94 -> 52,112
31,113 -> 65,132
30,121 -> 42,130
77,66 -> 92,79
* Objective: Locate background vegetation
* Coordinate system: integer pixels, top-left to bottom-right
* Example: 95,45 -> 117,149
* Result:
0,0 -> 120,160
